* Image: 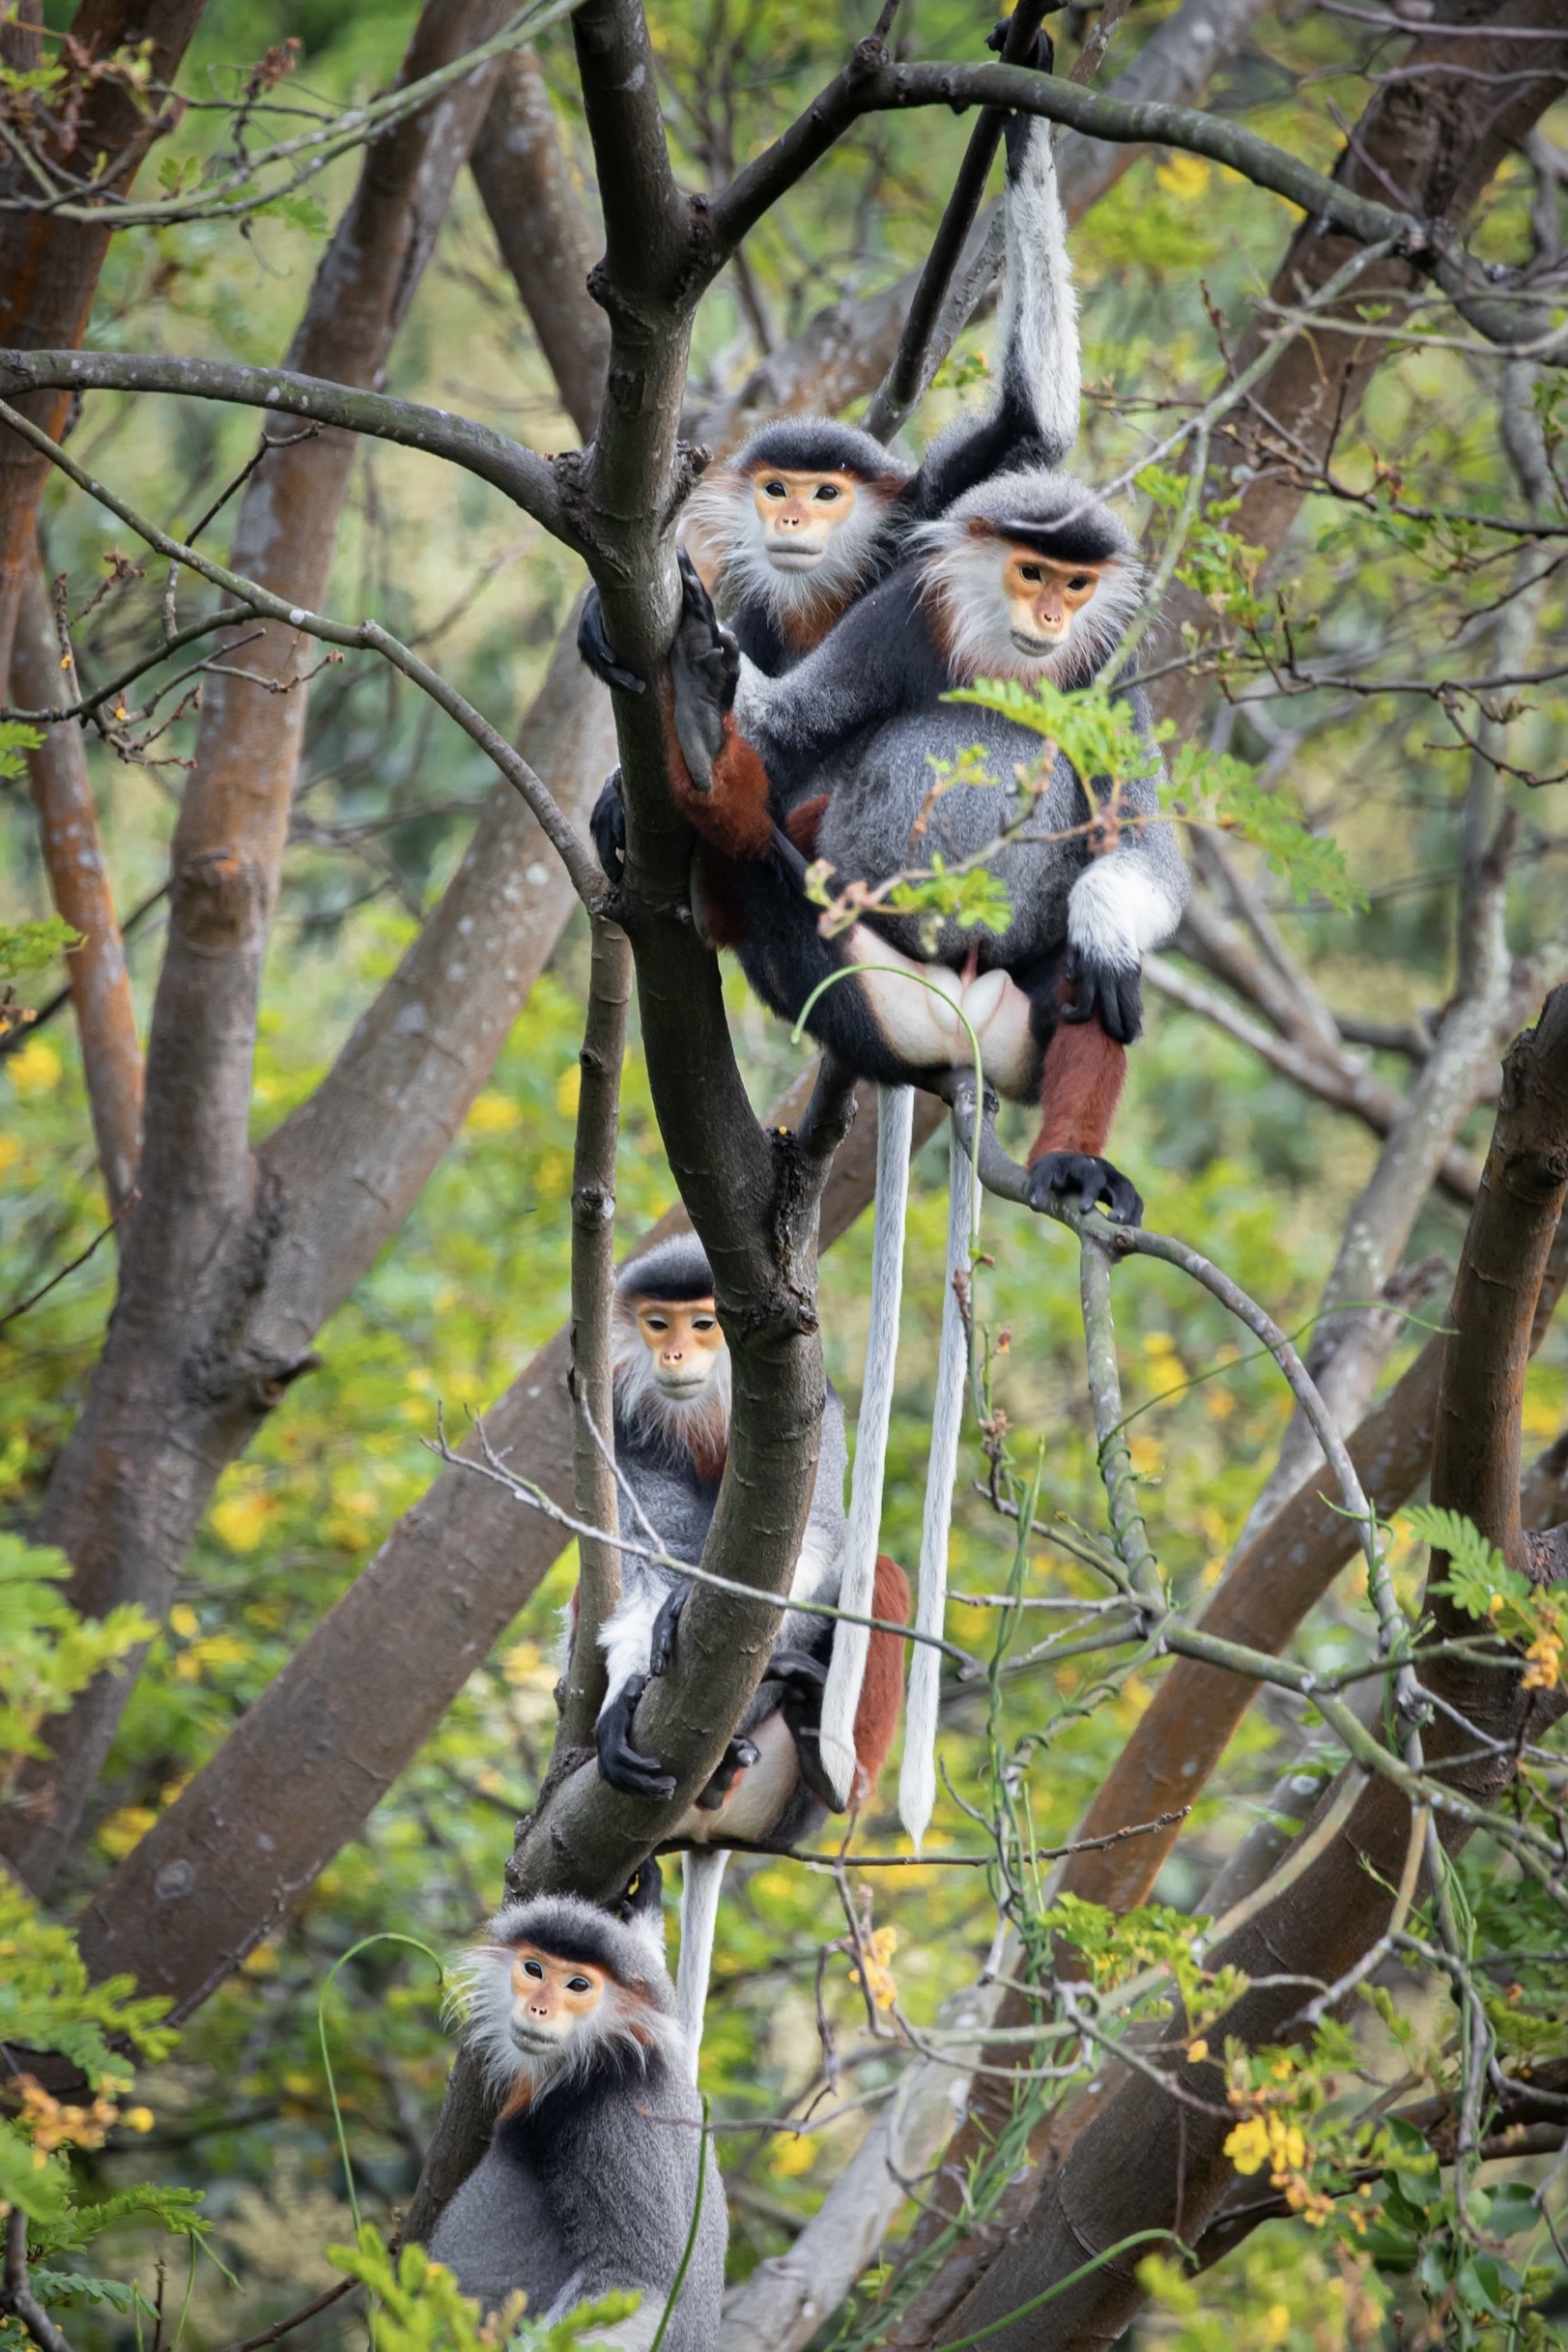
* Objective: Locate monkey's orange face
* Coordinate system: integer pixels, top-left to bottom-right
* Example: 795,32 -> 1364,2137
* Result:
1002,547 -> 1103,654
634,1297 -> 725,1399
507,1943 -> 607,2051
752,469 -> 860,569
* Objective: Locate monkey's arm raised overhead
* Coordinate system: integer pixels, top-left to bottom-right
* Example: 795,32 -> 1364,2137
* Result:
904,97 -> 1081,523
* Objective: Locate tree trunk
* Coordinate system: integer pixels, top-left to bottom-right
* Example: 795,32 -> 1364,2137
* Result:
4,0 -> 517,1894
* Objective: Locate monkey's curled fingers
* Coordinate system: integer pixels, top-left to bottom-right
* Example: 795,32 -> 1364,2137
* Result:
694,1735 -> 762,1812
1063,952 -> 1144,1045
985,15 -> 1054,73
647,1582 -> 687,1679
595,1674 -> 678,1802
670,550 -> 740,794
589,772 -> 628,879
577,587 -> 647,696
1028,1150 -> 1144,1228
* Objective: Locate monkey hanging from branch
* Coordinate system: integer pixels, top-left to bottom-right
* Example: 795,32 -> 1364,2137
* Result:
567,1235 -> 909,2065
429,1869 -> 727,2348
582,101 -> 1187,1849
582,18 -> 1069,876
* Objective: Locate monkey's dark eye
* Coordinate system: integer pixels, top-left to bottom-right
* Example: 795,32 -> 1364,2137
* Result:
813,483 -> 841,502
1068,575 -> 1091,592
761,480 -> 787,499
645,1315 -> 669,1332
523,1959 -> 545,1978
1019,565 -> 1041,584
693,1315 -> 717,1332
566,1976 -> 592,1993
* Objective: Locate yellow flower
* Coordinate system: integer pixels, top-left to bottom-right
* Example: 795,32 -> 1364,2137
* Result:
169,1603 -> 199,1640
123,2107 -> 155,2134
850,1926 -> 900,2014
468,1090 -> 522,1134
1224,2116 -> 1271,2176
1187,2039 -> 1209,2065
1155,153 -> 1212,200
7,1040 -> 61,1097
1523,1631 -> 1563,1691
771,2134 -> 818,2179
98,1806 -> 156,1860
211,1491 -> 274,1553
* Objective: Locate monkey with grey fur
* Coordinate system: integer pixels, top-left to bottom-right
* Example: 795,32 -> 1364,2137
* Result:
428,1873 -> 725,2349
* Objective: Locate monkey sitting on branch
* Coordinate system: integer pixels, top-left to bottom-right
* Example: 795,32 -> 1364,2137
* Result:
572,1235 -> 908,2061
429,1871 -> 725,2348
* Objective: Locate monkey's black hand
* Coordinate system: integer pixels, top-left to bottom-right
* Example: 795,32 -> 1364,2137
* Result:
648,1582 -> 688,1678
670,550 -> 740,792
596,1675 -> 678,1802
1028,1151 -> 1144,1228
578,586 -> 646,696
1063,950 -> 1144,1045
989,14 -> 1055,169
695,1735 -> 761,1812
986,15 -> 1054,73
590,771 -> 628,880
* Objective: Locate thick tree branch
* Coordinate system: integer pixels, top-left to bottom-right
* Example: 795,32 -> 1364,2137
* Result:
0,0 -> 211,687
3,0 -> 521,1895
0,350 -> 573,544
14,549 -> 142,1217
708,53 -> 1417,272
470,46 -> 610,442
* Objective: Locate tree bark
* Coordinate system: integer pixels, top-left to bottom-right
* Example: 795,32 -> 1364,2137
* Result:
0,0 -> 211,686
14,551 -> 143,1216
5,0 -> 518,1894
470,47 -> 610,443
927,991 -> 1568,2352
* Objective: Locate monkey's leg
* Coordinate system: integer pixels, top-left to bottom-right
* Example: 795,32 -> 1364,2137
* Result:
898,1120 -> 978,1853
1026,1002 -> 1143,1227
818,1083 -> 914,1805
676,1849 -> 729,2080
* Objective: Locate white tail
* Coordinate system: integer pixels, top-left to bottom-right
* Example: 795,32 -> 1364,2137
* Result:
818,1085 -> 914,1806
676,1848 -> 730,2080
898,1122 -> 979,1853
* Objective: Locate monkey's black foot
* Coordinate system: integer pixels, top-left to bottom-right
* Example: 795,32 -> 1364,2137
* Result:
648,1582 -> 688,1679
1028,1152 -> 1143,1228
596,1676 -> 677,1801
578,587 -> 646,696
621,1853 -> 664,1922
1063,950 -> 1143,1045
590,771 -> 628,879
670,551 -> 740,791
695,1735 -> 761,1812
768,1650 -> 846,1814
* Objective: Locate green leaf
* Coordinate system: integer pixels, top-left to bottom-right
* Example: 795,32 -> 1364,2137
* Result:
1166,744 -> 1362,910
0,913 -> 76,984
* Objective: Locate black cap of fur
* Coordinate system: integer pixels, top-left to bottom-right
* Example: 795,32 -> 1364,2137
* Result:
490,1894 -> 673,2009
943,467 -> 1134,567
730,417 -> 910,488
615,1233 -> 715,1305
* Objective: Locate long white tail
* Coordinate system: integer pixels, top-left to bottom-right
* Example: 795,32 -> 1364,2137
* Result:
817,1085 -> 914,1807
898,1122 -> 979,1853
677,1848 -> 729,2080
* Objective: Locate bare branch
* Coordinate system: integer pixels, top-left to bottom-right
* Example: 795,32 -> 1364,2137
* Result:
0,350 -> 574,544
